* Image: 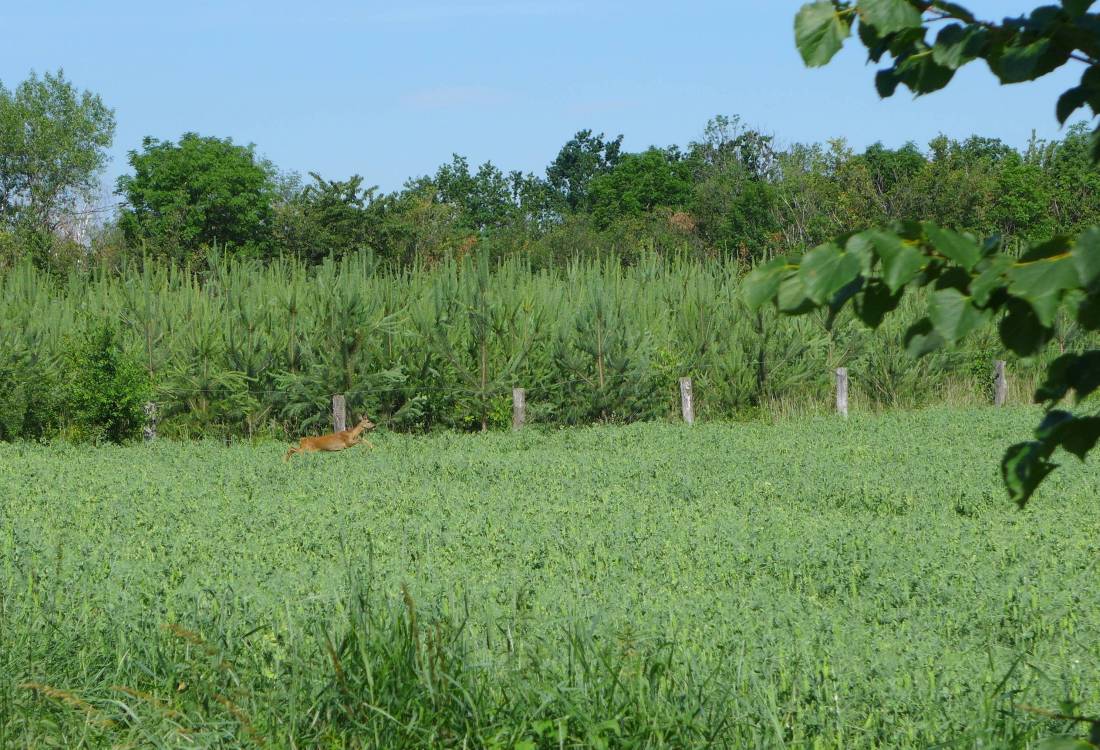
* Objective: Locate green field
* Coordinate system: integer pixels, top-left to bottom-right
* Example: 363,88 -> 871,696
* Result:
3,408 -> 1099,748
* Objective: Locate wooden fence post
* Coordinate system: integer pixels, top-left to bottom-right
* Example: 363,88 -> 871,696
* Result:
512,387 -> 526,430
994,360 -> 1007,407
143,401 -> 157,442
332,394 -> 346,432
679,377 -> 695,425
835,368 -> 849,418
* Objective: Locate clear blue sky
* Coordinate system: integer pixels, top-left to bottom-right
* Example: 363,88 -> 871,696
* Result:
0,1 -> 1087,196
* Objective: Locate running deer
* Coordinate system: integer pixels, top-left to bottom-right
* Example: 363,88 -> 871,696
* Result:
284,415 -> 375,461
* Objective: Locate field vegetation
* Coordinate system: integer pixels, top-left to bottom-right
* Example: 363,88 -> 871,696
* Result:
3,409 -> 1098,747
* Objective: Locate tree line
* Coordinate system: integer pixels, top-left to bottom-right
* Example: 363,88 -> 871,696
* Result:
3,69 -> 1100,273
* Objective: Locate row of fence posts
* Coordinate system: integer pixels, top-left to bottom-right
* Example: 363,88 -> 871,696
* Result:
141,359 -> 1011,441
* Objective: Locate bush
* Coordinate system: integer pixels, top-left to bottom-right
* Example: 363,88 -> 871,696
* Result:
64,323 -> 150,443
0,359 -> 58,441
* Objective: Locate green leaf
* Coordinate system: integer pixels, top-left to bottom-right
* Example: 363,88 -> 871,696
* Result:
902,56 -> 956,94
933,1 -> 976,22
1060,416 -> 1100,460
935,266 -> 973,294
1036,354 -> 1076,402
904,318 -> 944,357
869,231 -> 925,291
928,288 -> 991,343
889,219 -> 924,241
1079,293 -> 1100,329
1001,441 -> 1058,507
857,14 -> 891,61
1066,351 -> 1100,402
1008,252 -> 1080,326
924,223 -> 981,271
1073,226 -> 1100,287
1000,299 -> 1054,356
1026,5 -> 1063,32
830,276 -> 865,311
825,276 -> 864,329
778,273 -> 817,314
1062,0 -> 1096,17
858,0 -> 922,34
799,242 -> 863,304
743,257 -> 792,311
1035,409 -> 1076,442
1034,410 -> 1100,462
854,279 -> 902,327
796,2 -> 853,66
1036,351 -> 1100,403
997,39 -> 1050,83
932,23 -> 986,68
970,255 -> 1013,307
994,38 -> 1070,84
844,231 -> 877,273
1020,234 -> 1073,262
876,68 -> 902,97
1057,86 -> 1089,124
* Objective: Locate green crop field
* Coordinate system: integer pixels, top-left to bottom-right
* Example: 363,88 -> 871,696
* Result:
3,407 -> 1099,748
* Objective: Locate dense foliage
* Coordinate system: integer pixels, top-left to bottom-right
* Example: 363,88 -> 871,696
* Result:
3,412 -> 1098,747
117,133 -> 277,261
3,254 -> 1093,439
63,323 -> 149,443
102,119 -> 1100,270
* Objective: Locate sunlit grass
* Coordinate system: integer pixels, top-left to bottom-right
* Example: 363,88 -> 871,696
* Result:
2,407 -> 1098,747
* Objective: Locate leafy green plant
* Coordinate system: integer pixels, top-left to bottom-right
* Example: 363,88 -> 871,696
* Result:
63,322 -> 149,443
0,358 -> 57,441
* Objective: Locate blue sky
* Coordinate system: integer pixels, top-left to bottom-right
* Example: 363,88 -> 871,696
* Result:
0,1 -> 1088,196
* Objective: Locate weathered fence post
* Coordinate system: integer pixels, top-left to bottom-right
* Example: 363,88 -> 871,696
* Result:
994,360 -> 1007,407
512,387 -> 526,430
679,377 -> 695,425
835,368 -> 849,418
143,401 -> 157,442
332,394 -> 346,432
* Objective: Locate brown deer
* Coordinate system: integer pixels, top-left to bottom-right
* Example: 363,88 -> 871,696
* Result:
284,416 -> 376,461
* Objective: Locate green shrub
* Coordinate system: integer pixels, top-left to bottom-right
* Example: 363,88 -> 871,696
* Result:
0,360 -> 58,441
64,323 -> 150,443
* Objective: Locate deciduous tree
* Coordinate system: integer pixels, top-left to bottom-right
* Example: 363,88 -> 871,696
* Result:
0,70 -> 115,264
117,133 -> 277,261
